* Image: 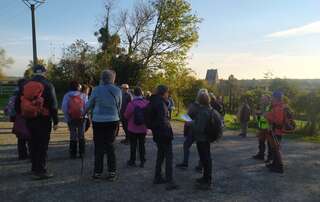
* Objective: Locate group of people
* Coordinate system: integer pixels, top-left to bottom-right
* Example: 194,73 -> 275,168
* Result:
4,64 -> 291,192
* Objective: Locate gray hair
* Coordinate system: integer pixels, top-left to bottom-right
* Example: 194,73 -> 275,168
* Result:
100,70 -> 116,85
196,88 -> 209,103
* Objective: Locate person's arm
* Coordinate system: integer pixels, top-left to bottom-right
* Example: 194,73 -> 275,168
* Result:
61,93 -> 70,121
48,83 -> 59,126
84,89 -> 96,115
124,102 -> 133,120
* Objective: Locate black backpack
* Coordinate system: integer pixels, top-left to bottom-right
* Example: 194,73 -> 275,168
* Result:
205,109 -> 223,142
133,105 -> 145,125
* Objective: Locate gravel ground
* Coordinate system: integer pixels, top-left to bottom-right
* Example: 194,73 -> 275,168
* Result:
0,121 -> 320,202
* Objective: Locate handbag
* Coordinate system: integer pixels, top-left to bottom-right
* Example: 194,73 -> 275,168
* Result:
12,114 -> 31,139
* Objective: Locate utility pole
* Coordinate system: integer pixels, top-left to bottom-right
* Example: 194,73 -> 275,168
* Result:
23,0 -> 45,66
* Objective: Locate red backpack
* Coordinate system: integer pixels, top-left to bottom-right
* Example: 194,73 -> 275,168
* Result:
68,95 -> 84,120
20,81 -> 49,118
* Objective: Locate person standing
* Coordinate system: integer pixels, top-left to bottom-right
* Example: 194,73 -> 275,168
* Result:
85,70 -> 122,181
120,84 -> 132,145
252,95 -> 272,163
266,91 -> 286,173
190,91 -> 213,190
16,65 -> 59,180
238,99 -> 251,137
149,85 -> 178,190
176,89 -> 207,171
124,87 -> 149,168
62,81 -> 88,158
5,78 -> 30,160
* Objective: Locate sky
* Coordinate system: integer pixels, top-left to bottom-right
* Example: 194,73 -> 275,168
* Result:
1,0 -> 320,79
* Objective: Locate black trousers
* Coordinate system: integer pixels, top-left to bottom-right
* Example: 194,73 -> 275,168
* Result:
196,141 -> 212,182
17,138 -> 30,159
155,140 -> 173,182
257,130 -> 272,159
26,117 -> 52,174
121,119 -> 129,140
92,121 -> 119,174
129,133 -> 146,163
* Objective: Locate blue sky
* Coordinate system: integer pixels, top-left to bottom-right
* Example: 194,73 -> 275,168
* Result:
1,0 -> 320,79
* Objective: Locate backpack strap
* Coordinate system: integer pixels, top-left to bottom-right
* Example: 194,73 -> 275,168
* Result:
108,89 -> 121,119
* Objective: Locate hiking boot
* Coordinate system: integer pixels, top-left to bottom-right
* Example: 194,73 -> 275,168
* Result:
32,172 -> 54,180
153,176 -> 167,185
106,172 -> 117,182
252,154 -> 265,161
166,181 -> 179,191
269,165 -> 284,174
195,165 -> 203,173
176,163 -> 188,169
127,160 -> 136,167
92,173 -> 103,180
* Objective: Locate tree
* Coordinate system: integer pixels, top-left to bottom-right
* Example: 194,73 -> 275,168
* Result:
0,48 -> 14,78
119,0 -> 201,71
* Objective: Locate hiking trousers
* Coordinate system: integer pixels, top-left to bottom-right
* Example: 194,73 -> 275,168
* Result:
92,121 -> 119,174
268,134 -> 283,169
240,121 -> 248,136
129,133 -> 146,163
26,117 -> 52,174
155,140 -> 173,182
68,119 -> 86,141
196,141 -> 212,183
257,130 -> 272,159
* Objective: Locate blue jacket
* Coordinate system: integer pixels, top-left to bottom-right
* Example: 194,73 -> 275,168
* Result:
61,91 -> 88,122
85,84 -> 122,123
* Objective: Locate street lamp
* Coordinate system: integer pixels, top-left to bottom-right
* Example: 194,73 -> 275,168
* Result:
22,0 -> 46,66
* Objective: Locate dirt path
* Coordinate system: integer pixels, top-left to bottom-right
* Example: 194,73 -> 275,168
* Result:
0,122 -> 320,202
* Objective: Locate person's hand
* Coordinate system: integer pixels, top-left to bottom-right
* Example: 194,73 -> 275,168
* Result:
53,124 -> 59,131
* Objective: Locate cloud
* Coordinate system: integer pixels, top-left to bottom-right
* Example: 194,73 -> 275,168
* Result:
266,21 -> 320,38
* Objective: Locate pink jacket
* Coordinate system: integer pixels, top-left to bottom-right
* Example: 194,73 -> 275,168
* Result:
124,97 -> 149,134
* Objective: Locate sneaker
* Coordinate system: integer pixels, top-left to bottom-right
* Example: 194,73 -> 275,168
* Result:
176,163 -> 188,169
106,172 -> 117,182
153,176 -> 166,185
32,172 -> 54,180
127,160 -> 136,167
92,173 -> 103,180
252,154 -> 265,161
166,181 -> 179,191
269,166 -> 284,174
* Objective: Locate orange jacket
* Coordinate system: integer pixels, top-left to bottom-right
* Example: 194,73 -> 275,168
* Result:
266,101 -> 285,135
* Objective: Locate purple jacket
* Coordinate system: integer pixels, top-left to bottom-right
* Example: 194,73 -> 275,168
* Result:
124,97 -> 149,134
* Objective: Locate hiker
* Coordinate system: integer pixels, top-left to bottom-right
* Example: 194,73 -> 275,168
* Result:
5,78 -> 31,160
85,70 -> 122,181
176,89 -> 208,171
209,93 -> 224,115
265,91 -> 286,173
15,64 -> 59,180
252,95 -> 273,163
120,84 -> 132,145
148,85 -> 178,190
124,87 -> 149,168
238,99 -> 251,137
62,81 -> 88,159
167,95 -> 175,120
190,90 -> 213,190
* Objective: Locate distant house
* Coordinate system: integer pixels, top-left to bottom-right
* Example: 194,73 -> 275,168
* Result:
205,69 -> 219,85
